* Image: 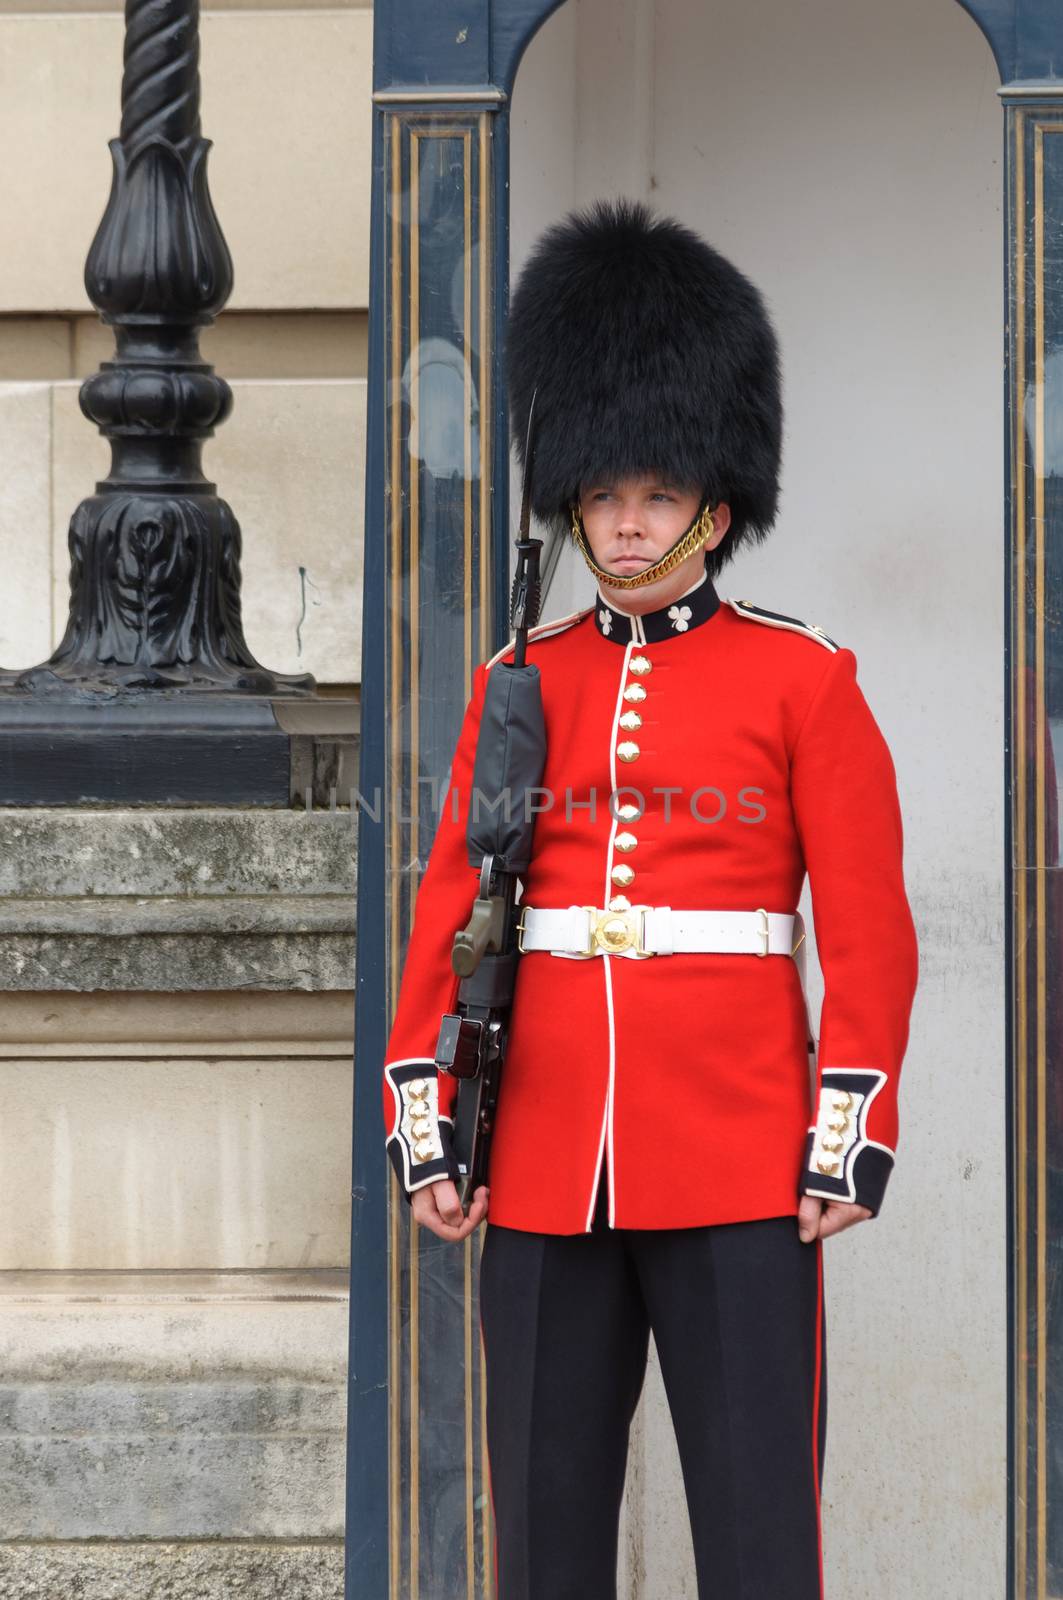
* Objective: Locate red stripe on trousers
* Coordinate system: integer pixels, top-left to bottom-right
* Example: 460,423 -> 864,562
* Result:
811,1238 -> 825,1599
478,1296 -> 499,1598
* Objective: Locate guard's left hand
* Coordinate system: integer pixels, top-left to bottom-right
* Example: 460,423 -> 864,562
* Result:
797,1194 -> 872,1243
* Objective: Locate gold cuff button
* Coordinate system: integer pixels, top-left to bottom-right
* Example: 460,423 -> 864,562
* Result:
617,741 -> 641,762
614,831 -> 638,853
413,1138 -> 438,1163
826,1112 -> 850,1133
831,1091 -> 854,1112
815,1156 -> 840,1176
407,1078 -> 429,1098
411,1116 -> 433,1138
820,1132 -> 844,1153
610,863 -> 636,887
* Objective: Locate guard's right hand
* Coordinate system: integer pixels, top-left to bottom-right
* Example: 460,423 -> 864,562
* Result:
411,1179 -> 489,1242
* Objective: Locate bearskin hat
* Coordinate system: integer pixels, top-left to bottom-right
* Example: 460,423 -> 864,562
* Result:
505,198 -> 783,570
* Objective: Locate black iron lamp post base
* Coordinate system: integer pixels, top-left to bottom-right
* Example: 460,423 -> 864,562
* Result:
0,692 -> 357,807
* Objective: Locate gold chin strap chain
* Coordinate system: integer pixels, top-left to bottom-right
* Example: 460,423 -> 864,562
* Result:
570,500 -> 717,590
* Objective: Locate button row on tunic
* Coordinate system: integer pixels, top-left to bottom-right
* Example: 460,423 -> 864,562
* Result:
612,656 -> 653,883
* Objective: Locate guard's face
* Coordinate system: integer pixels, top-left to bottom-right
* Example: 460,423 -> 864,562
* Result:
579,474 -> 704,579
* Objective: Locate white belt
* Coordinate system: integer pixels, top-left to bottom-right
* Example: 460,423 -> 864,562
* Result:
517,904 -> 803,963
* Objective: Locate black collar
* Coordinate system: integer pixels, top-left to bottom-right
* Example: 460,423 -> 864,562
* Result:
593,568 -> 722,645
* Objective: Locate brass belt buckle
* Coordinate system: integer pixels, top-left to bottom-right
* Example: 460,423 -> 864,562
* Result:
587,904 -> 652,957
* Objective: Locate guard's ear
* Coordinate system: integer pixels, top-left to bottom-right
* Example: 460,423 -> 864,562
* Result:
709,503 -> 732,541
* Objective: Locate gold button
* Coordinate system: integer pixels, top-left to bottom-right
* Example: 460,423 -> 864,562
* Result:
611,863 -> 635,887
615,831 -> 638,853
608,894 -> 632,911
830,1091 -> 854,1112
413,1138 -> 438,1163
623,683 -> 647,703
815,1155 -> 839,1176
616,802 -> 641,821
826,1112 -> 850,1134
411,1117 -> 433,1139
820,1132 -> 844,1153
618,710 -> 643,731
617,740 -> 641,762
628,655 -> 653,676
408,1078 -> 429,1098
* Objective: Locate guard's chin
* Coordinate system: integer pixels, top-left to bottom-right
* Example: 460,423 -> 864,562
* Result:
599,569 -> 666,602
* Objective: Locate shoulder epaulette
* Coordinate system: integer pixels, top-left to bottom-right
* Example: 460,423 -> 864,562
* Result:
723,597 -> 840,652
485,606 -> 594,671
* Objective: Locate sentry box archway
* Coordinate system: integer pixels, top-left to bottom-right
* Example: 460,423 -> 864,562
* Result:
348,2 -> 1063,1595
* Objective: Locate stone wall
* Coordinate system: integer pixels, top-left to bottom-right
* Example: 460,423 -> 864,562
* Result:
0,807 -> 356,1594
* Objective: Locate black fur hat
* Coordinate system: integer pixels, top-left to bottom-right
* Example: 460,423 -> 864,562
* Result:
505,198 -> 783,571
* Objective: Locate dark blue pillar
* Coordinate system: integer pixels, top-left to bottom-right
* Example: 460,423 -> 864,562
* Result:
347,5 -> 566,1597
957,4 -> 1063,1597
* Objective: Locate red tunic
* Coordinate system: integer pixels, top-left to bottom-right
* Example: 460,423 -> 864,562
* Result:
381,572 -> 919,1234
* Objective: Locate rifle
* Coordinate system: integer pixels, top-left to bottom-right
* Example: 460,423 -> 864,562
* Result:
432,396 -> 547,1215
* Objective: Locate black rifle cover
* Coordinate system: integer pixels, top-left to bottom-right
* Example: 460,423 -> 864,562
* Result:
466,664 -> 546,874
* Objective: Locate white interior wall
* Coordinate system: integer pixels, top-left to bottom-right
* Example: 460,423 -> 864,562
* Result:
512,2 -> 1006,1596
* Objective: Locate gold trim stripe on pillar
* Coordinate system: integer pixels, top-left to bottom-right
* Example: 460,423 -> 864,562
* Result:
1011,105 -> 1063,1600
1012,102 -> 1028,1600
459,125 -> 476,1600
387,111 -> 404,1600
478,105 -> 495,1600
408,124 -> 422,1597
1033,115 -> 1046,1600
384,108 -> 497,1600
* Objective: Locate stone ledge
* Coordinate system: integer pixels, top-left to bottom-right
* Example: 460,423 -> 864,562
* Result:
0,810 -> 357,898
0,987 -> 355,1055
0,808 -> 360,990
0,931 -> 354,991
0,1282 -> 348,1539
0,1270 -> 349,1303
0,896 -> 354,935
0,1288 -> 348,1384
0,1543 -> 343,1600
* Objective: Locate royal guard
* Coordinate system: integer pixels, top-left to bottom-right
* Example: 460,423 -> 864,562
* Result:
381,198 -> 919,1599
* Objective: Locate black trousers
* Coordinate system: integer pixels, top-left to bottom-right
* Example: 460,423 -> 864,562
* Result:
478,1173 -> 826,1600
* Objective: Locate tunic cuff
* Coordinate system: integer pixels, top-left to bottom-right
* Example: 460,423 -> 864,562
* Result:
798,1068 -> 894,1216
384,1059 -> 461,1202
